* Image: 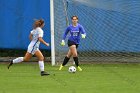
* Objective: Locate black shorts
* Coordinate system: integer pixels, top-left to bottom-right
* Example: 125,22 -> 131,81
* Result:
67,40 -> 79,48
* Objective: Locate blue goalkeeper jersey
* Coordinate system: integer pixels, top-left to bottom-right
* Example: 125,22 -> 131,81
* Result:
62,23 -> 86,44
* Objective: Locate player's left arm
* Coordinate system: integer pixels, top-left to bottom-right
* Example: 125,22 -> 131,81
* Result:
29,32 -> 33,41
80,25 -> 86,38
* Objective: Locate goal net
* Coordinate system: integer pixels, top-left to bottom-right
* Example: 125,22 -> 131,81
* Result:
52,0 -> 140,65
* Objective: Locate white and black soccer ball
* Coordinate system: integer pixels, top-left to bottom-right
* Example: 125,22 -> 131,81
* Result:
68,66 -> 76,73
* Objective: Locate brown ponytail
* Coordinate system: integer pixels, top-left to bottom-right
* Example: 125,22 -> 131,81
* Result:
33,19 -> 44,29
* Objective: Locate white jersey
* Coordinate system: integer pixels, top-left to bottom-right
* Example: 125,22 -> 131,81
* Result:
27,27 -> 43,54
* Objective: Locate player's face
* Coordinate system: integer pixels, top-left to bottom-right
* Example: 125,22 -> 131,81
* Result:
72,17 -> 78,24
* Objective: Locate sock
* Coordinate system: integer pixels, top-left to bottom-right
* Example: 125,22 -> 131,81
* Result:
73,57 -> 79,67
13,57 -> 24,63
38,61 -> 44,71
62,56 -> 70,66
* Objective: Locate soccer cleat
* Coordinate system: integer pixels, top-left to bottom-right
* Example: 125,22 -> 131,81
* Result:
7,60 -> 13,69
41,71 -> 50,76
77,66 -> 82,71
59,64 -> 63,70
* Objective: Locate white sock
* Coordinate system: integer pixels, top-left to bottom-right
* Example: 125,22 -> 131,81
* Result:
38,61 -> 44,71
13,57 -> 24,63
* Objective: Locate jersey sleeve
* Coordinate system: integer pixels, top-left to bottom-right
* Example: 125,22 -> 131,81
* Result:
79,25 -> 86,35
38,28 -> 44,37
62,26 -> 70,40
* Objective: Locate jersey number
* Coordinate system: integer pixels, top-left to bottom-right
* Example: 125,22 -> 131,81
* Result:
73,32 -> 78,36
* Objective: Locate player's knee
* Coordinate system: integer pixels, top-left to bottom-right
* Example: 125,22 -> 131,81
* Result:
39,56 -> 44,61
23,58 -> 29,62
73,53 -> 78,57
67,55 -> 71,58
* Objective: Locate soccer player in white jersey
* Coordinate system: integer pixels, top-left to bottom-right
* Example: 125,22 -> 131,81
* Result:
8,19 -> 50,76
59,15 -> 86,71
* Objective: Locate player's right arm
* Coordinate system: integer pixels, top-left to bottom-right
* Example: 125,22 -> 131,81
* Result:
38,37 -> 49,46
38,28 -> 49,47
61,27 -> 70,46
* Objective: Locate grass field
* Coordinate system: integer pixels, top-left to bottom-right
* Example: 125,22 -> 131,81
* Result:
0,62 -> 140,93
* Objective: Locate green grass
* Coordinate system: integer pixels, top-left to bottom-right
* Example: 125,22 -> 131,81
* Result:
0,63 -> 140,93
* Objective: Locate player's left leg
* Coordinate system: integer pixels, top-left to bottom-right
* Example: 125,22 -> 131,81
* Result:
7,52 -> 32,69
35,50 -> 50,76
71,45 -> 82,71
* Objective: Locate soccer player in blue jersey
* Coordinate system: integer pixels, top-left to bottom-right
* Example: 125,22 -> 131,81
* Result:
59,15 -> 86,71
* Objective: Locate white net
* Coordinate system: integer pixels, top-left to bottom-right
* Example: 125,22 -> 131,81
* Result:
53,0 -> 140,64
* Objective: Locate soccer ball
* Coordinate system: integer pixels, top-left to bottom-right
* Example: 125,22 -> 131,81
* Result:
68,66 -> 76,73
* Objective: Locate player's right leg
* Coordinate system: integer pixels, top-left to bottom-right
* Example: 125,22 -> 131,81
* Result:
35,50 -> 50,76
7,52 -> 32,69
59,49 -> 72,70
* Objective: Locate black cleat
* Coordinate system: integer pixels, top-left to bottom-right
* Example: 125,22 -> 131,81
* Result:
41,71 -> 50,76
7,60 -> 13,69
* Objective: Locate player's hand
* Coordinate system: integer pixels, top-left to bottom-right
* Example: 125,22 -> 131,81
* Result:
61,40 -> 65,46
46,43 -> 49,46
81,34 -> 86,39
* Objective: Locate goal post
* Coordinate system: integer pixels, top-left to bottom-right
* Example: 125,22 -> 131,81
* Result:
50,0 -> 55,66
